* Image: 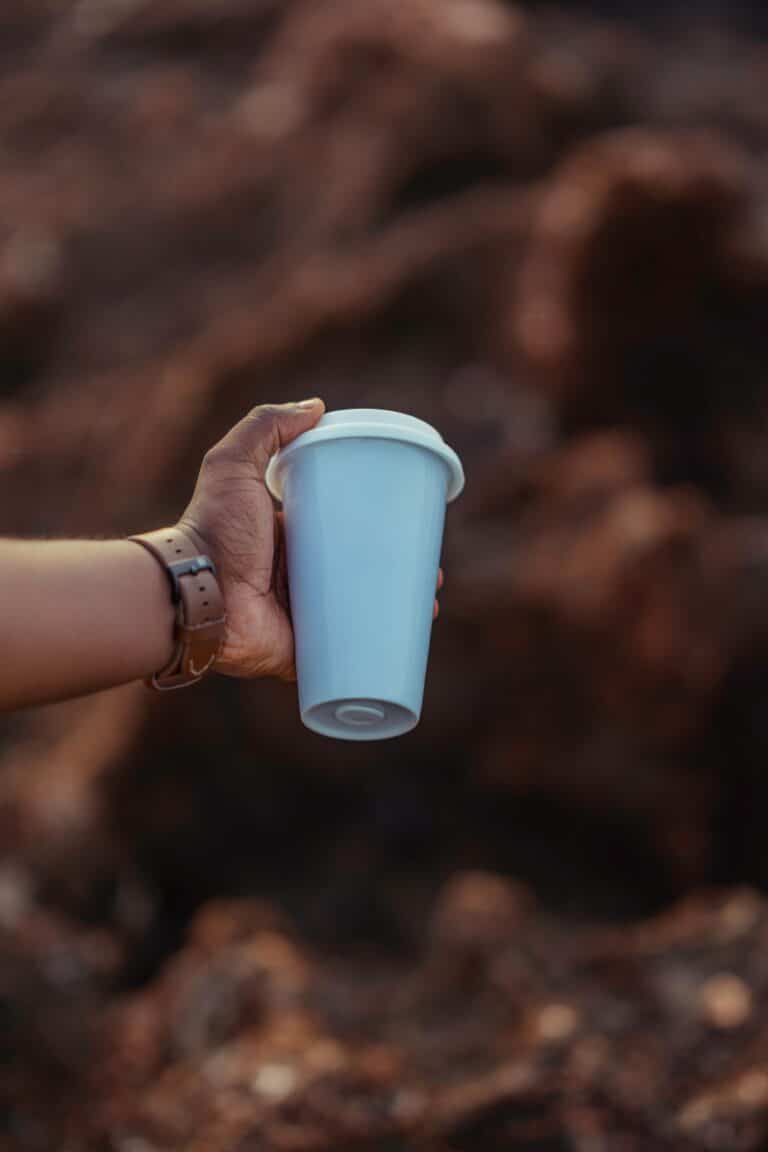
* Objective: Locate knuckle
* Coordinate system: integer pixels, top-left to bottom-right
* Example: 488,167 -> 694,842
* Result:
202,431 -> 244,470
252,408 -> 281,440
246,404 -> 280,432
243,406 -> 281,468
201,443 -> 226,473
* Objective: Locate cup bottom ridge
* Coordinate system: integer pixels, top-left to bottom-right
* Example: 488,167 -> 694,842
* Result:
302,698 -> 418,741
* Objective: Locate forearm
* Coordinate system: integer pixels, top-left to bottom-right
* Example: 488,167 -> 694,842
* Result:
0,538 -> 175,710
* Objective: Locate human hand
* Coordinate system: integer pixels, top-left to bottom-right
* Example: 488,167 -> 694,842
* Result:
180,401 -> 444,682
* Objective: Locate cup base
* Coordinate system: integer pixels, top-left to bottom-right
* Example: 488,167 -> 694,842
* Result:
302,699 -> 418,741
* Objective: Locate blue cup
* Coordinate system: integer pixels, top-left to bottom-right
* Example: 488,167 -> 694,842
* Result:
266,409 -> 464,740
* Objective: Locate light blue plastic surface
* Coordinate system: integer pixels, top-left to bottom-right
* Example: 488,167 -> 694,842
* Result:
266,409 -> 465,741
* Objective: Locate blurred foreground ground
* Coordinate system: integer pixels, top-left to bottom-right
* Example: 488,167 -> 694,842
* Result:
4,1 -> 768,1148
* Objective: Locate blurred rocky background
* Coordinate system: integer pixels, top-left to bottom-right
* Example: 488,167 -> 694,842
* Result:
4,1 -> 768,1148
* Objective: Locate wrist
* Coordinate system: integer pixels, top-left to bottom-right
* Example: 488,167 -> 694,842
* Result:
175,518 -> 208,557
128,527 -> 226,690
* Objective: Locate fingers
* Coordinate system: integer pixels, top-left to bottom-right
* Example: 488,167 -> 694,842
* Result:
274,511 -> 290,613
215,399 -> 326,478
434,568 -> 444,619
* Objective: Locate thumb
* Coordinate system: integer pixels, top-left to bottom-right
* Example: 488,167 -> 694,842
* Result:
223,399 -> 325,476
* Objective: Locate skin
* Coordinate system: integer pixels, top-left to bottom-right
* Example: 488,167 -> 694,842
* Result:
0,399 -> 443,710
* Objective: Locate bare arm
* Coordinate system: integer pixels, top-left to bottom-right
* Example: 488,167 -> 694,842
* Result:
0,539 -> 176,709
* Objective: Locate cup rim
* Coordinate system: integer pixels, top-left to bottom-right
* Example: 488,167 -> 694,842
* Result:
265,408 -> 465,503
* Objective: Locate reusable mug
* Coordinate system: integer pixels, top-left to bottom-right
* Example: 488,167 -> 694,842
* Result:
265,409 -> 464,740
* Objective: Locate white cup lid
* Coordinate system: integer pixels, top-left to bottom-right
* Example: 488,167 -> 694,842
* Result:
266,408 -> 465,502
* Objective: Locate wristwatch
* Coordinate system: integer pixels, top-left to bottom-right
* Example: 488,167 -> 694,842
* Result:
129,527 -> 226,690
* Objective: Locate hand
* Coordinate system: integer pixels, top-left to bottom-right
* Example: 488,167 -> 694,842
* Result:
181,401 -> 445,682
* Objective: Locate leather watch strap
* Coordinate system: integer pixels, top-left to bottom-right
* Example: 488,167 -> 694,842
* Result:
129,527 -> 226,690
